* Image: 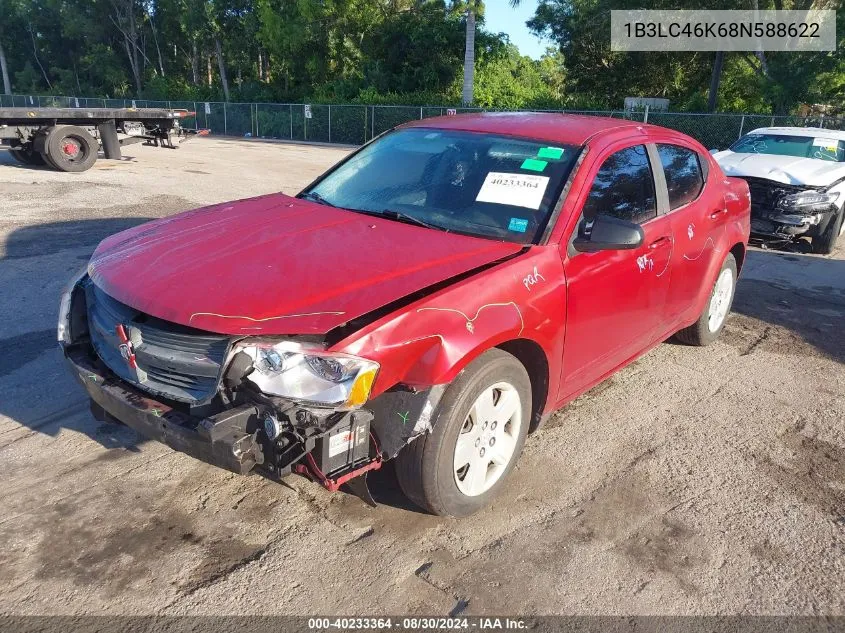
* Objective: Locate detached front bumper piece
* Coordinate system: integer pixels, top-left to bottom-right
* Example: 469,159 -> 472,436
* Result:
65,345 -> 265,475
742,177 -> 838,240
750,209 -> 832,238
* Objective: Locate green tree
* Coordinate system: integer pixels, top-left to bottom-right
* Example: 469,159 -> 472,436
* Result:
472,42 -> 557,108
526,0 -> 844,113
359,2 -> 466,96
0,0 -> 27,94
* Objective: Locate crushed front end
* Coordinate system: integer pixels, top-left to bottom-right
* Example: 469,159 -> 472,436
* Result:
59,275 -> 440,503
740,176 -> 840,241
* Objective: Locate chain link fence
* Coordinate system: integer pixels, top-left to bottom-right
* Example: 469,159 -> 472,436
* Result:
2,93 -> 844,150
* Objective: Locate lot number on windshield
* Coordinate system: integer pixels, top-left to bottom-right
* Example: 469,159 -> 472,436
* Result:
476,172 -> 550,210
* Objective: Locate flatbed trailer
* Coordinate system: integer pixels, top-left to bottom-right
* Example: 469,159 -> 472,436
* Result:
0,107 -> 201,172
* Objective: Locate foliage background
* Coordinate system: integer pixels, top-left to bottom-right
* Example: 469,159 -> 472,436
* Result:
0,0 -> 842,114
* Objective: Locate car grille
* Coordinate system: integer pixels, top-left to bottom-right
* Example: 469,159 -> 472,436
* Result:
738,177 -> 812,218
85,281 -> 231,403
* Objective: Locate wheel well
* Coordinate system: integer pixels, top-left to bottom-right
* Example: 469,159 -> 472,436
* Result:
496,339 -> 549,433
730,242 -> 746,274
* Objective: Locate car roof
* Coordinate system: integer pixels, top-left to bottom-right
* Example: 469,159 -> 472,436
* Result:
746,127 -> 845,140
400,112 -> 651,146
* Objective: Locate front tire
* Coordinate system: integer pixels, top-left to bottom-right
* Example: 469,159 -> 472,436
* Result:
812,207 -> 844,255
395,348 -> 531,517
675,252 -> 737,346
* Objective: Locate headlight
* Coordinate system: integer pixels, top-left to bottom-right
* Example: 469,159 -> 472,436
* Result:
236,340 -> 379,410
777,190 -> 840,213
57,266 -> 89,345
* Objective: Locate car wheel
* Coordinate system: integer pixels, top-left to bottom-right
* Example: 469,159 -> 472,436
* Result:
394,348 -> 531,517
675,252 -> 737,347
811,207 -> 844,255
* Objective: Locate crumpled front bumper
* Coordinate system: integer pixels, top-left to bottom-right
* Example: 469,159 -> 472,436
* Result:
750,207 -> 835,238
64,345 -> 265,475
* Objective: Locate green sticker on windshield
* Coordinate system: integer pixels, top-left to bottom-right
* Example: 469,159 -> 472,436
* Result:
521,158 -> 547,172
537,146 -> 564,160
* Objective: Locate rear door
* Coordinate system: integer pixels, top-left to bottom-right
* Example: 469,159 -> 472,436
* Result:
655,143 -> 726,329
559,143 -> 674,401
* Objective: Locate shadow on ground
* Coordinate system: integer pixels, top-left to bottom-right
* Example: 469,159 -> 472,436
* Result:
0,148 -> 134,171
0,217 -> 153,451
729,249 -> 845,365
3,217 -> 152,259
349,461 -> 425,513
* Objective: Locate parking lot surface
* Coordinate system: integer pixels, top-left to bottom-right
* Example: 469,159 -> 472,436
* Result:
0,138 -> 843,615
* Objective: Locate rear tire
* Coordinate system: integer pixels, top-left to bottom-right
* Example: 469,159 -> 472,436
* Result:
44,125 -> 98,173
675,252 -> 737,346
812,207 -> 843,255
8,149 -> 29,164
9,146 -> 46,166
395,348 -> 531,517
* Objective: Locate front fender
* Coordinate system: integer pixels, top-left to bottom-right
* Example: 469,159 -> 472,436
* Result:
332,247 -> 566,408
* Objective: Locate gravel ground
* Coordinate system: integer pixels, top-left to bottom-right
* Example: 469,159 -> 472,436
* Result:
0,137 -> 843,616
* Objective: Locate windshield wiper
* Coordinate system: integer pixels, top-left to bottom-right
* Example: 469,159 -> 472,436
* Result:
375,209 -> 449,232
299,191 -> 338,207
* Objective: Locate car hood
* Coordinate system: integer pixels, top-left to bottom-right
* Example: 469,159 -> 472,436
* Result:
713,150 -> 845,187
88,193 -> 523,336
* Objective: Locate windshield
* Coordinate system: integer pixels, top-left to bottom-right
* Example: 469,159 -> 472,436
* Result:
300,128 -> 580,243
730,133 -> 845,162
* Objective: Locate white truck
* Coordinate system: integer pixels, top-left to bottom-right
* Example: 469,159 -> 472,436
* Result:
713,127 -> 845,254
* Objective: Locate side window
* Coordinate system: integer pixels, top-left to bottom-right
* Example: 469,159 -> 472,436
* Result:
657,144 -> 705,210
582,145 -> 657,225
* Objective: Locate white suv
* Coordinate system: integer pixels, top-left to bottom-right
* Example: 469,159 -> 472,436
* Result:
713,127 -> 845,254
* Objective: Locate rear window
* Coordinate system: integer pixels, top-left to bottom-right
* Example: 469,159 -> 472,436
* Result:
657,144 -> 705,209
731,133 -> 845,162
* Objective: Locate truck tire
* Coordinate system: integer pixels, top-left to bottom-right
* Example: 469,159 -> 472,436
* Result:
44,125 -> 98,173
811,207 -> 844,255
675,252 -> 737,347
9,146 -> 46,166
394,348 -> 531,517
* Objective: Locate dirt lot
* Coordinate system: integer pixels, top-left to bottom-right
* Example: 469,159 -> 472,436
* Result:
0,137 -> 843,616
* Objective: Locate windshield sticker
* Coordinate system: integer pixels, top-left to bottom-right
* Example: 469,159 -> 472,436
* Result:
476,172 -> 550,209
537,146 -> 564,160
508,218 -> 529,233
812,137 -> 839,153
520,158 -> 548,172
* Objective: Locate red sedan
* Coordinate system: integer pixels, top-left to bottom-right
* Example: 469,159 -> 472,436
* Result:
59,113 -> 750,516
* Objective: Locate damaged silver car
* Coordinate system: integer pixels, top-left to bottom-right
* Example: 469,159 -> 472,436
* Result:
714,127 -> 845,254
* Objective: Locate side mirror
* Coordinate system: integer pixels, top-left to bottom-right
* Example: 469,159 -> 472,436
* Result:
572,215 -> 644,253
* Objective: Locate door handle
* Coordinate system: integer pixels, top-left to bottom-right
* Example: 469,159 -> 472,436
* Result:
710,208 -> 727,219
648,236 -> 670,250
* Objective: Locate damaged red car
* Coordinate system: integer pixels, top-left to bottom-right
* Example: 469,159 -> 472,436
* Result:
59,113 -> 750,516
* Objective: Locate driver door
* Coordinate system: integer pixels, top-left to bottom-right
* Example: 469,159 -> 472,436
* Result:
558,143 -> 674,401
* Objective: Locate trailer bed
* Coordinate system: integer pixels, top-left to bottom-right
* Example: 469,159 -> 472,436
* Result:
0,106 -> 200,172
0,107 -> 190,125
